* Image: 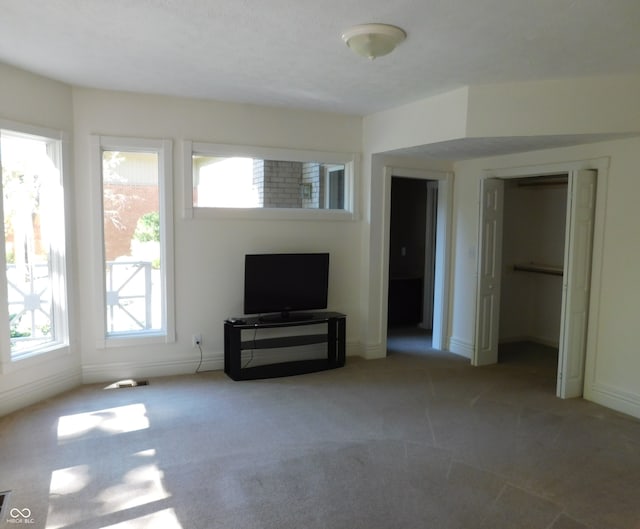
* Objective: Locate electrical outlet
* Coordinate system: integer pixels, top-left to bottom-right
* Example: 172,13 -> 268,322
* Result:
192,334 -> 202,347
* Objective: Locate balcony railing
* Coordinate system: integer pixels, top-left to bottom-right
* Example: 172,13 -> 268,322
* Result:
7,260 -> 156,349
7,263 -> 52,351
105,260 -> 154,333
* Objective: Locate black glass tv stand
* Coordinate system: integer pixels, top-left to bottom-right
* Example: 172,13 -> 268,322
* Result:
224,312 -> 346,381
257,311 -> 311,323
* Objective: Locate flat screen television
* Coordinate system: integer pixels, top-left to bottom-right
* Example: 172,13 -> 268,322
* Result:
244,253 -> 329,321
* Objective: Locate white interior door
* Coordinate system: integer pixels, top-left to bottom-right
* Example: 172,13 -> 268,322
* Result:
557,169 -> 597,398
474,178 -> 504,366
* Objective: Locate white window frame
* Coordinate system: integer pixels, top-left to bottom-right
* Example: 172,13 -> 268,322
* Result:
183,141 -> 358,221
0,120 -> 71,372
91,135 -> 175,348
323,164 -> 346,210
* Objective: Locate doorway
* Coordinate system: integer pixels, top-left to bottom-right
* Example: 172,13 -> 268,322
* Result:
387,177 -> 437,352
381,166 -> 452,355
475,169 -> 597,398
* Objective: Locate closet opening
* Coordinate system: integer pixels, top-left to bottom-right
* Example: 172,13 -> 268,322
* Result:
498,174 -> 568,385
476,167 -> 596,398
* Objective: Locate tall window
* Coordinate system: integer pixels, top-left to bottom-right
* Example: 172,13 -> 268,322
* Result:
0,128 -> 69,360
93,137 -> 174,343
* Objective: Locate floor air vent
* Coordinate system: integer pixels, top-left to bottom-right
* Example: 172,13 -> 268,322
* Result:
117,379 -> 149,388
0,491 -> 10,519
105,379 -> 150,389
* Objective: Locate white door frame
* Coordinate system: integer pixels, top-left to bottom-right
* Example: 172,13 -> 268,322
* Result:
381,166 -> 453,351
474,158 -> 609,397
422,181 -> 439,329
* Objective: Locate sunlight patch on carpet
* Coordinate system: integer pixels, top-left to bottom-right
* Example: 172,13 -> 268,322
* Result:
95,463 -> 170,515
50,465 -> 91,495
98,508 -> 182,529
57,404 -> 150,442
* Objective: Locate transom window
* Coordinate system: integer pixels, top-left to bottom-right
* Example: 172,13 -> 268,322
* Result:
184,142 -> 356,219
192,156 -> 346,210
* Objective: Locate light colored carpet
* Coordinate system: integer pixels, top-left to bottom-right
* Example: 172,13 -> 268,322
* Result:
1,340 -> 639,529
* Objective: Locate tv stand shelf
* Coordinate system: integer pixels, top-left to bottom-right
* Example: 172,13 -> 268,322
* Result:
224,312 -> 346,381
242,333 -> 329,350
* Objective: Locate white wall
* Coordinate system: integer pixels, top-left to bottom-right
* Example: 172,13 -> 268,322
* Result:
0,63 -> 73,131
71,88 -> 364,381
363,87 -> 469,154
466,77 -> 640,137
0,63 -> 81,416
452,137 -> 640,418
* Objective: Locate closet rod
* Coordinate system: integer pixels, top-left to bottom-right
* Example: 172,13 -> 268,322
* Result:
513,263 -> 563,276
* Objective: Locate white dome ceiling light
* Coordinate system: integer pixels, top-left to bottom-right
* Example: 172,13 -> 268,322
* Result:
342,23 -> 407,60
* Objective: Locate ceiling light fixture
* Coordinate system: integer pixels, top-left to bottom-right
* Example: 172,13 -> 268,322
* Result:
342,23 -> 407,60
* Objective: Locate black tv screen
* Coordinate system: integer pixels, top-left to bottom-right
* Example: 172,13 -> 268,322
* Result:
244,253 -> 329,318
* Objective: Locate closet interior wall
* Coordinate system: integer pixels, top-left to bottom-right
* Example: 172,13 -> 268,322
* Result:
499,176 -> 568,348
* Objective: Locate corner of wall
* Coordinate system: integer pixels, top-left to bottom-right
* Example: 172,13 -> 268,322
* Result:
0,369 -> 81,417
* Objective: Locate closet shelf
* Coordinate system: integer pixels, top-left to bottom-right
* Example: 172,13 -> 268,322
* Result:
513,263 -> 563,276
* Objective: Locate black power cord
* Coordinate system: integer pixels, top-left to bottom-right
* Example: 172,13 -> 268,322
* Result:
196,319 -> 259,374
195,340 -> 206,373
242,327 -> 258,368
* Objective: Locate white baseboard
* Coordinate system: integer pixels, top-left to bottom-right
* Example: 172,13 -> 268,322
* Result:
586,382 -> 640,420
360,342 -> 385,359
0,370 -> 81,417
82,341 -> 363,383
499,335 -> 559,348
192,356 -> 226,374
346,341 -> 363,358
82,356 -> 223,384
448,336 -> 474,359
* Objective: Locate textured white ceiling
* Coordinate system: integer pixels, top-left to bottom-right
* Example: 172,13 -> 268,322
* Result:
2,0 -> 640,116
1,1 -> 640,158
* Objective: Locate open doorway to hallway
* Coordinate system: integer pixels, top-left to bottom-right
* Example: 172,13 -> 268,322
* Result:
387,176 -> 438,355
387,326 -> 434,355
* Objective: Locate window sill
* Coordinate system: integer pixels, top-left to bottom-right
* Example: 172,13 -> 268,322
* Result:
98,331 -> 176,349
1,343 -> 71,375
186,206 -> 358,222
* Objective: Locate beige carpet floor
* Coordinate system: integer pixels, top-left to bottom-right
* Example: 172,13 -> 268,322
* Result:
1,339 -> 639,529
